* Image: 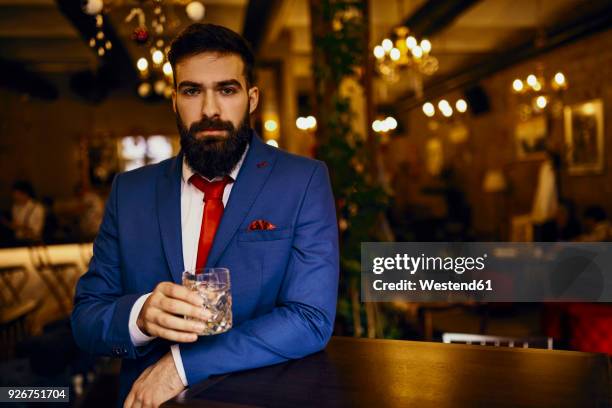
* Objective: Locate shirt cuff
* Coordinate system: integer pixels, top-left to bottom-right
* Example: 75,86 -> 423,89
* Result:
128,293 -> 156,346
171,344 -> 189,387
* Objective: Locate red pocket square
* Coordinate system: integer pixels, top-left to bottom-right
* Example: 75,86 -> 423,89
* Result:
248,220 -> 276,231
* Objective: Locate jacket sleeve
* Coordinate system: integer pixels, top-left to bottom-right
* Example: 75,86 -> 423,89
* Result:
71,174 -> 156,359
178,161 -> 339,385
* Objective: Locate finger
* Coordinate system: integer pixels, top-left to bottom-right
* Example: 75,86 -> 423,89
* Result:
157,297 -> 208,320
159,283 -> 204,306
155,311 -> 207,333
124,390 -> 135,408
147,323 -> 199,343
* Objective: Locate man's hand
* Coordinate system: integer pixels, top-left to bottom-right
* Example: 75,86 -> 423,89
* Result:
124,351 -> 185,408
137,281 -> 207,342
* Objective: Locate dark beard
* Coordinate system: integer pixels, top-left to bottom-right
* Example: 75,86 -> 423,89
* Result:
177,111 -> 251,180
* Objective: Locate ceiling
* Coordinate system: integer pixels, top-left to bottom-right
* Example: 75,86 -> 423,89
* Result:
0,0 -> 609,104
0,0 -> 247,75
260,0 -> 610,104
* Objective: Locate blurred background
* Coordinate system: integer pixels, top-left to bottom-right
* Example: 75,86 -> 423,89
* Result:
0,0 -> 611,405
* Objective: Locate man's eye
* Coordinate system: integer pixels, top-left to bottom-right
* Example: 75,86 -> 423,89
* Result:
183,88 -> 199,96
220,87 -> 237,95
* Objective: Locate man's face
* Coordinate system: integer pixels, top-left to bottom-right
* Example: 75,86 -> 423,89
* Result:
172,52 -> 259,179
172,52 -> 258,142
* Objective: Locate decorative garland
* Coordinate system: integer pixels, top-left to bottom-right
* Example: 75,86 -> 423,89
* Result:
311,0 -> 389,336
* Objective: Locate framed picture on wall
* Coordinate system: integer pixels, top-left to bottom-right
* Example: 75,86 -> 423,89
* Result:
515,115 -> 547,160
564,99 -> 604,175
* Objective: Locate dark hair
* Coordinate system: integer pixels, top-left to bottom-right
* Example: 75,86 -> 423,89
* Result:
12,180 -> 35,198
168,23 -> 255,87
584,205 -> 607,222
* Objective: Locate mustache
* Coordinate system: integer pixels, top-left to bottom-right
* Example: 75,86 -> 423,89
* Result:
189,117 -> 235,134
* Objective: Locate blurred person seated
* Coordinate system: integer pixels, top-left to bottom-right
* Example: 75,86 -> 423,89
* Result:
56,183 -> 104,242
74,183 -> 104,241
555,199 -> 581,241
531,154 -> 558,242
575,205 -> 611,242
0,181 -> 45,245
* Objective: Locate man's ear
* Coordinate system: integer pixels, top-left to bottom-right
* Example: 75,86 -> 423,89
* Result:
172,89 -> 177,113
248,86 -> 259,114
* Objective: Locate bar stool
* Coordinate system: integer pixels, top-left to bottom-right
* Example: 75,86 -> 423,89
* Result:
28,245 -> 80,315
0,265 -> 28,307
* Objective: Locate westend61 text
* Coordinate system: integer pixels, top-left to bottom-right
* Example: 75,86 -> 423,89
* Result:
373,279 -> 493,292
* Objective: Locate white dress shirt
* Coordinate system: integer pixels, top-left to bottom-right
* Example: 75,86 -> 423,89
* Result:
128,146 -> 248,386
11,199 -> 45,241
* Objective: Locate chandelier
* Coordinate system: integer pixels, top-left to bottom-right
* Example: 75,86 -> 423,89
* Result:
511,64 -> 568,119
372,26 -> 438,87
82,0 -> 207,99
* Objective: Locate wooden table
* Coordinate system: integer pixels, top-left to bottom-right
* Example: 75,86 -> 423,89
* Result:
164,337 -> 611,408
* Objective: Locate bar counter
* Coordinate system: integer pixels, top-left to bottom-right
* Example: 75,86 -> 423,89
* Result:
164,336 -> 611,408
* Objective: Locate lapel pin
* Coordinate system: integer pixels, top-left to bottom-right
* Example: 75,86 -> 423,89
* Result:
256,161 -> 268,168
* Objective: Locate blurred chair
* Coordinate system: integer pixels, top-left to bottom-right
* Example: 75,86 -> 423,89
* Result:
28,245 -> 80,315
442,332 -> 553,349
0,265 -> 28,307
0,299 -> 41,360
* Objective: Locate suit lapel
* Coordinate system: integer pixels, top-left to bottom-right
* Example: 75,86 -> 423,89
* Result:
206,133 -> 276,267
157,153 -> 185,284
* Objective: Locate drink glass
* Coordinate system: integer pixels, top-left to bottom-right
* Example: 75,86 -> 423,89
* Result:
182,267 -> 232,335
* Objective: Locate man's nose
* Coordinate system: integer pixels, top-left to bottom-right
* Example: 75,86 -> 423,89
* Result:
201,90 -> 220,118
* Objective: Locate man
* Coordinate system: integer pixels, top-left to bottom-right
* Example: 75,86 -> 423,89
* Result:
4,180 -> 45,243
72,23 -> 339,408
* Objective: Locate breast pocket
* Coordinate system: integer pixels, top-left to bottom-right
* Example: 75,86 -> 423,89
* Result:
237,227 -> 293,242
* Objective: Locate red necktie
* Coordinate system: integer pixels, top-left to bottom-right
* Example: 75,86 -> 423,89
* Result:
189,174 -> 233,270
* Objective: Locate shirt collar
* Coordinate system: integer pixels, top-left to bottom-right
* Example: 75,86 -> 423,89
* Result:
182,143 -> 250,184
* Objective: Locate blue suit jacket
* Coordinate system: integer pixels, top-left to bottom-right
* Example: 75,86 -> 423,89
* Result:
71,133 -> 339,403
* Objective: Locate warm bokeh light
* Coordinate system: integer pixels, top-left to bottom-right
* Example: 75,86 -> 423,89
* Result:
512,79 -> 524,92
266,139 -> 279,148
296,117 -> 307,130
162,62 -> 172,76
186,1 -> 205,21
372,120 -> 383,132
552,71 -> 567,90
406,36 -> 417,49
305,116 -> 317,129
456,99 -> 467,113
152,49 -> 164,65
438,99 -> 450,111
535,95 -> 548,109
137,57 -> 148,72
373,45 -> 385,59
154,80 -> 166,95
389,48 -> 400,61
420,39 -> 432,53
411,45 -> 423,58
137,82 -> 151,97
382,38 -> 393,52
264,119 -> 278,132
296,116 -> 316,131
526,74 -> 537,87
385,117 -> 398,130
423,102 -> 435,117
